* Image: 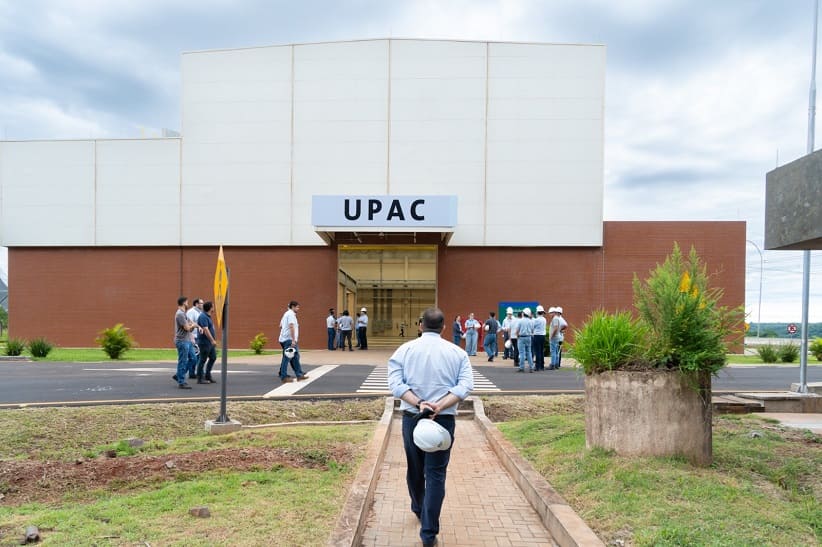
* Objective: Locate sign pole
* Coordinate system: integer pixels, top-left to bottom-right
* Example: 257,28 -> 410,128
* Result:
216,266 -> 230,423
206,247 -> 239,433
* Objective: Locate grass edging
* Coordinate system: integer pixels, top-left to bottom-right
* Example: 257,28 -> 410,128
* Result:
472,396 -> 604,547
327,397 -> 394,547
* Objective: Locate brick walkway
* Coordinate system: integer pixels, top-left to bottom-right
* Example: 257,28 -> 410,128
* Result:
361,416 -> 557,547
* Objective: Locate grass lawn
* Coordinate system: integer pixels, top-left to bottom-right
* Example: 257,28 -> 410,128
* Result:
484,395 -> 821,546
0,399 -> 384,546
1,346 -> 270,362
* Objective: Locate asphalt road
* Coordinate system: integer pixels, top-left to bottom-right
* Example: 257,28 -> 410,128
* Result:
0,359 -> 820,407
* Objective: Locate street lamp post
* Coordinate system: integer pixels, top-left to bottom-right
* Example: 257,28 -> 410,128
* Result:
746,240 -> 764,338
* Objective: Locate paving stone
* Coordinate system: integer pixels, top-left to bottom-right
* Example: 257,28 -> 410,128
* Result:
361,416 -> 557,546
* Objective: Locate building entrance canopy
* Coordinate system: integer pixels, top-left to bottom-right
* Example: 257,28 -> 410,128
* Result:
312,195 -> 456,245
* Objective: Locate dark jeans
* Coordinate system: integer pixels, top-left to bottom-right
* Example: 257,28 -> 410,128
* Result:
511,338 -> 519,366
278,339 -> 304,379
196,342 -> 217,379
358,326 -> 368,349
341,330 -> 353,350
327,327 -> 336,350
402,414 -> 456,544
532,334 -> 545,369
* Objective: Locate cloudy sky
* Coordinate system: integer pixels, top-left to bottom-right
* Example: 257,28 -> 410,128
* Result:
1,0 -> 820,323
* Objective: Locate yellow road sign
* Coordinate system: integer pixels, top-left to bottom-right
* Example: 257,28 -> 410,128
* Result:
214,246 -> 228,327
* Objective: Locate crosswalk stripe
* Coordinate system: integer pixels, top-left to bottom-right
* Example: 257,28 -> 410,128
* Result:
356,366 -> 500,393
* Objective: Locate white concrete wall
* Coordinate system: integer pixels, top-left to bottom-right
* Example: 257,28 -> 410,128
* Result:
0,139 -> 181,246
0,39 -> 605,247
0,140 -> 95,245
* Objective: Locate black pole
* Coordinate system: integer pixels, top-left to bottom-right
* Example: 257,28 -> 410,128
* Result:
215,267 -> 230,423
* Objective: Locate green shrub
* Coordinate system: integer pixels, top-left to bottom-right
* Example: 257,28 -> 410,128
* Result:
572,310 -> 650,374
250,332 -> 268,354
95,324 -> 135,359
28,337 -> 53,358
810,338 -> 822,361
756,344 -> 779,363
5,338 -> 25,356
633,243 -> 744,375
778,343 -> 800,363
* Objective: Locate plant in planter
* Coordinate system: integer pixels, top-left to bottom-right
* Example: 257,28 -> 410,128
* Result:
577,243 -> 744,466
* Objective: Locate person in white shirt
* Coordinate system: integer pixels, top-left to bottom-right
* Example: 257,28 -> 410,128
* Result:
338,309 -> 354,350
501,308 -> 514,360
278,300 -> 308,383
463,313 -> 480,356
357,307 -> 369,350
517,308 -> 535,372
326,308 -> 338,351
532,305 -> 548,371
549,307 -> 566,369
185,298 -> 204,376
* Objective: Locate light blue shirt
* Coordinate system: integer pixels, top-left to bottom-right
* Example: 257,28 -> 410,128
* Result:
388,332 -> 474,415
518,317 -> 534,337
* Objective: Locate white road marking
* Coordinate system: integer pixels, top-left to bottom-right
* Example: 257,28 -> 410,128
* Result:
262,365 -> 337,398
356,366 -> 500,393
83,368 -> 255,374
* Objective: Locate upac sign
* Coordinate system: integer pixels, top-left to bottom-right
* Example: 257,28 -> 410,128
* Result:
312,195 -> 457,228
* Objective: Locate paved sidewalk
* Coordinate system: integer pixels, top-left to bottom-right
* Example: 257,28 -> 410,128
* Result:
361,416 -> 557,547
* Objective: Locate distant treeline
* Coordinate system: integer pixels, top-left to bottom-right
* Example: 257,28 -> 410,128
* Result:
749,323 -> 822,338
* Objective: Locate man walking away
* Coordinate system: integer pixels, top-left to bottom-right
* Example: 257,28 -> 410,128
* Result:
483,312 -> 499,362
173,296 -> 197,389
388,307 -> 474,547
277,300 -> 308,383
196,301 -> 218,383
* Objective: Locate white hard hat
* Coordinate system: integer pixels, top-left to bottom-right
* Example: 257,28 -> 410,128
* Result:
548,307 -> 557,313
360,307 -> 367,312
522,307 -> 532,317
556,306 -> 563,314
413,419 -> 452,452
504,339 -> 512,349
536,305 -> 545,313
506,307 -> 513,314
484,323 -> 490,331
284,347 -> 296,360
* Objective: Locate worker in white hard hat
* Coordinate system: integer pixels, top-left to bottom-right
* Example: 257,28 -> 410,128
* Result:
356,307 -> 368,350
517,307 -> 535,372
388,307 -> 473,547
532,305 -> 548,370
501,307 -> 515,361
548,306 -> 566,369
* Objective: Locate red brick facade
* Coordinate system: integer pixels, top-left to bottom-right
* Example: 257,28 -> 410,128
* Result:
9,221 -> 745,349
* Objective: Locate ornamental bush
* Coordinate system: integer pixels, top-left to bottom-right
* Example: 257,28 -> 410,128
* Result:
632,243 -> 744,376
5,338 -> 25,356
778,343 -> 800,363
96,324 -> 135,359
810,338 -> 822,361
575,244 -> 744,376
572,310 -> 649,375
756,344 -> 779,363
250,332 -> 267,354
29,337 -> 53,358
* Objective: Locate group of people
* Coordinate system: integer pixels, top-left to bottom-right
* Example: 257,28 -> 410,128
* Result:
452,306 -> 568,371
325,307 -> 369,351
172,296 -> 218,389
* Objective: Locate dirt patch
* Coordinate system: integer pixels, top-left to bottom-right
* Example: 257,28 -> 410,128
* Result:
0,445 -> 355,505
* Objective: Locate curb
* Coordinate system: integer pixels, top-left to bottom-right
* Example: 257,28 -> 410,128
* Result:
471,396 -> 605,547
327,397 -> 394,547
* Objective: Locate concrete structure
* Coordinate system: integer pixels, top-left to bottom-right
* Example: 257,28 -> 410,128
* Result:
585,370 -> 713,466
0,39 -> 745,349
765,148 -> 822,250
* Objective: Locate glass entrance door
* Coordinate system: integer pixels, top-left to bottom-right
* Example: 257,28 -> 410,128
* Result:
338,245 -> 437,341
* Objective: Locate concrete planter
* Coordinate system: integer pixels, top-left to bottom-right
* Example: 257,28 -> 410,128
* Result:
585,370 -> 712,466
